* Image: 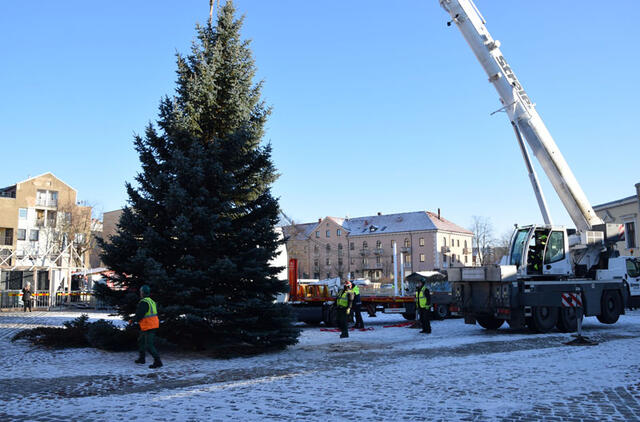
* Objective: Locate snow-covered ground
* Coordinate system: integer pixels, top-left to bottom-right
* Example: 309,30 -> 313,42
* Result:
1,310 -> 640,421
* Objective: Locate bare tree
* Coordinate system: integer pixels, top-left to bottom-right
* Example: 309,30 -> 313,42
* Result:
53,203 -> 94,268
493,230 -> 514,265
469,216 -> 495,266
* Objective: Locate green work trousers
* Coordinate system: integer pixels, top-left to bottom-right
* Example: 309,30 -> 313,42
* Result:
337,307 -> 349,337
138,330 -> 160,360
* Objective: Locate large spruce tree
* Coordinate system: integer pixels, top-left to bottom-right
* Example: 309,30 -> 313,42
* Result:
98,1 -> 299,352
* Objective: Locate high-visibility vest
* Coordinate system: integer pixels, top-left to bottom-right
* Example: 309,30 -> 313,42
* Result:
336,288 -> 352,308
139,297 -> 159,331
416,286 -> 431,310
352,285 -> 362,305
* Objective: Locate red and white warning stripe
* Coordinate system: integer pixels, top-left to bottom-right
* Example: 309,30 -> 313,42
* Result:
561,292 -> 582,308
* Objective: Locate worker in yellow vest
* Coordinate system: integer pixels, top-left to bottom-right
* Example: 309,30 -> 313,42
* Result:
352,283 -> 364,329
336,280 -> 354,338
415,279 -> 432,334
130,285 -> 163,368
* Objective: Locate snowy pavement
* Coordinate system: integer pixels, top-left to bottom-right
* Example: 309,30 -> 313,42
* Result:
1,310 -> 640,421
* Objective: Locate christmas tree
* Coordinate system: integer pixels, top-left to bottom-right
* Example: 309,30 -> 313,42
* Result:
98,1 -> 299,353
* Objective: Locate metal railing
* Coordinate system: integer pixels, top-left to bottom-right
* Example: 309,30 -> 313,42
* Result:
0,290 -> 51,309
35,199 -> 58,207
0,290 -> 112,310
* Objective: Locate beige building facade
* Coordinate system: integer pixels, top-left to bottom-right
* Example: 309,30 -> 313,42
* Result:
0,173 -> 92,295
284,211 -> 473,282
593,183 -> 640,257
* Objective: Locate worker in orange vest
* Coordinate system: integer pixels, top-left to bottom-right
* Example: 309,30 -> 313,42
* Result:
130,285 -> 162,368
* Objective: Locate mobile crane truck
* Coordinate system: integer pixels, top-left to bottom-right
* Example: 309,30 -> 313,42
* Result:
440,0 -> 640,332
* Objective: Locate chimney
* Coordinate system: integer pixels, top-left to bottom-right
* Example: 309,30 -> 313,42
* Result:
377,212 -> 382,216
437,208 -> 441,220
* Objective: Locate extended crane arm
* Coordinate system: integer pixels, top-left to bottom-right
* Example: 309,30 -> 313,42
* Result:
440,0 -> 603,232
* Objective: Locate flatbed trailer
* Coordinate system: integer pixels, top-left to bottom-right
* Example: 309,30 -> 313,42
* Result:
286,259 -> 452,326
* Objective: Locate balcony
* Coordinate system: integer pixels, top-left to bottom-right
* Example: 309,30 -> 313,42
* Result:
363,262 -> 384,270
441,246 -> 451,253
401,246 -> 411,254
374,248 -> 384,255
403,262 -> 412,269
463,248 -> 471,255
36,199 -> 58,208
36,218 -> 45,227
359,248 -> 370,256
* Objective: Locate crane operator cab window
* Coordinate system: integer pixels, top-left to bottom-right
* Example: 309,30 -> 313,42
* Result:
509,229 -> 529,268
627,258 -> 640,278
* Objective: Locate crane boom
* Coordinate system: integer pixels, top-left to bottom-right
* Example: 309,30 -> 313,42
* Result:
440,0 -> 603,232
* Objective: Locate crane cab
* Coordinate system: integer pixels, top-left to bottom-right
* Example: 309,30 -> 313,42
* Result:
508,225 -> 572,279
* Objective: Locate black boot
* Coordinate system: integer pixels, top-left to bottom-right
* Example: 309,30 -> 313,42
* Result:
149,359 -> 163,369
134,354 -> 145,364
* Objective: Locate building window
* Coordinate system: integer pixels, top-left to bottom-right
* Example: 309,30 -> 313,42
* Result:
316,231 -> 320,238
363,241 -> 368,249
443,254 -> 447,263
351,258 -> 355,265
405,254 -> 411,263
626,221 -> 636,249
314,259 -> 319,268
19,208 -> 27,219
17,229 -> 26,241
326,258 -> 330,266
326,273 -> 331,279
443,238 -> 447,247
362,258 -> 368,265
376,240 -> 381,249
464,240 -> 468,249
419,237 -> 424,246
326,244 -> 331,252
391,240 -> 396,248
314,245 -> 319,254
326,230 -> 330,238
29,230 -> 39,241
2,229 -> 12,246
420,254 -> 425,262
404,238 -> 410,247
337,229 -> 341,236
338,258 -> 343,266
350,242 -> 354,250
465,255 -> 468,263
457,239 -> 460,247
376,256 -> 381,264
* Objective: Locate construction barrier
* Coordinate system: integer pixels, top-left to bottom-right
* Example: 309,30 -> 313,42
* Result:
0,290 -> 112,310
1,290 -> 50,309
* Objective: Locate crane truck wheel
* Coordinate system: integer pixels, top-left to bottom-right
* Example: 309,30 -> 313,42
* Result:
402,311 -> 416,321
434,304 -> 449,320
530,306 -> 558,333
556,307 -> 581,332
476,316 -> 504,330
597,290 -> 623,324
403,303 -> 416,320
323,305 -> 338,327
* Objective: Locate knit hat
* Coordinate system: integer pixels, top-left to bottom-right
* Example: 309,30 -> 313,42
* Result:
140,285 -> 151,297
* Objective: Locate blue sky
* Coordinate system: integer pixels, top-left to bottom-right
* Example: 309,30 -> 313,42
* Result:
1,1 -> 638,237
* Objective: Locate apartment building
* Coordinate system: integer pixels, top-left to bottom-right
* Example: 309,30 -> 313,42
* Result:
283,210 -> 473,282
0,173 -> 92,294
593,183 -> 640,257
